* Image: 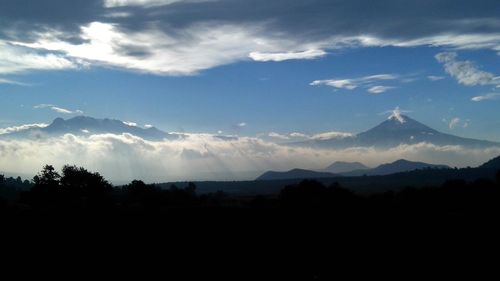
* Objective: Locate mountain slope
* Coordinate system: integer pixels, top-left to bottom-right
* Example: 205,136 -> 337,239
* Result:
342,159 -> 450,176
2,116 -> 176,141
323,161 -> 369,174
256,169 -> 338,181
479,155 -> 500,170
291,113 -> 500,149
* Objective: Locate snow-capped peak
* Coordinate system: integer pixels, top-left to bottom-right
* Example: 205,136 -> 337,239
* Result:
388,107 -> 406,123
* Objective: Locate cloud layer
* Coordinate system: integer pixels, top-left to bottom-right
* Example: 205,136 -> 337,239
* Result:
1,0 -> 499,76
1,131 -> 498,183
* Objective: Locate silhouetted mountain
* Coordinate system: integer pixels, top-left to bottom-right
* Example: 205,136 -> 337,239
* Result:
3,116 -> 177,140
256,169 -> 337,181
342,159 -> 450,176
292,113 -> 500,149
323,161 -> 368,174
480,155 -> 500,169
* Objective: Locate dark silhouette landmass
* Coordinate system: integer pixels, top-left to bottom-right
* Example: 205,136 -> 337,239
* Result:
1,155 -> 499,218
257,159 -> 449,180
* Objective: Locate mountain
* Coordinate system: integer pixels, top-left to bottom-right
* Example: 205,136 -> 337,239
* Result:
479,155 -> 500,170
341,159 -> 450,176
256,169 -> 338,181
323,161 -> 369,174
1,116 -> 177,141
292,112 -> 500,149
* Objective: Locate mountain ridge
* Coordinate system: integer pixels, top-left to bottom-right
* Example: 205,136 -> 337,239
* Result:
1,116 -> 177,141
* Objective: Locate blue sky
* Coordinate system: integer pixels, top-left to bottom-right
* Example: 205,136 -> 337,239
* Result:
1,0 -> 500,181
2,45 -> 499,140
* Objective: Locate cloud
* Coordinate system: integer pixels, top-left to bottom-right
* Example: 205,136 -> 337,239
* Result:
1,1 -> 500,76
471,92 -> 500,102
237,122 -> 247,127
249,49 -> 327,62
103,0 -> 207,8
0,41 -> 78,74
34,104 -> 84,114
310,131 -> 354,141
268,132 -> 289,140
311,74 -> 398,93
51,107 -> 83,115
367,85 -> 394,94
290,132 -> 309,138
448,118 -> 461,130
427,75 -> 445,81
0,78 -> 29,86
0,123 -> 48,135
123,121 -> 138,127
0,132 -> 498,182
144,124 -> 154,129
33,104 -> 55,109
435,52 -> 500,86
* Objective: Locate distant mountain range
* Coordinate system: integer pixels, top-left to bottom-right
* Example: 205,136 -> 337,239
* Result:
340,159 -> 449,176
256,159 -> 450,181
1,116 -> 177,141
323,161 -> 369,174
256,169 -> 338,181
292,113 -> 500,149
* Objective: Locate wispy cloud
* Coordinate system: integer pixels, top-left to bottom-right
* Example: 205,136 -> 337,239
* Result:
448,117 -> 461,130
427,75 -> 445,81
435,52 -> 500,86
471,92 -> 500,102
237,122 -> 247,127
0,78 -> 29,86
34,104 -> 83,115
311,74 -> 398,93
0,1 -> 499,77
368,85 -> 395,94
0,123 -> 48,135
249,49 -> 327,62
268,132 -> 290,140
123,121 -> 138,127
287,131 -> 354,141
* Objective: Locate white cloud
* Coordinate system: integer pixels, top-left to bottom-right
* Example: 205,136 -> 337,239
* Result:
427,75 -> 445,81
449,118 -> 461,130
367,85 -> 394,94
0,41 -> 78,75
12,22 -> 325,76
0,123 -> 48,135
144,124 -> 154,129
311,74 -> 398,93
249,49 -> 327,62
51,107 -> 74,114
237,122 -> 247,127
290,132 -> 309,138
123,121 -> 138,127
471,93 -> 500,102
33,104 -> 55,109
34,104 -> 83,115
0,133 -> 498,182
103,0 -> 205,8
268,132 -> 290,140
0,78 -> 29,86
435,52 -> 500,86
310,131 -> 354,140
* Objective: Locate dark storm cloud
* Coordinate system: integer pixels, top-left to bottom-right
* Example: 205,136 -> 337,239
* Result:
1,0 -> 499,41
0,0 -> 499,75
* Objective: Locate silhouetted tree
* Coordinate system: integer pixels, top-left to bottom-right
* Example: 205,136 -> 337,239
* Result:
496,170 -> 500,186
60,165 -> 113,208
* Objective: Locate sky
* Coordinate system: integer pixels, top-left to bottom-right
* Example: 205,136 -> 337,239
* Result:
1,0 -> 500,182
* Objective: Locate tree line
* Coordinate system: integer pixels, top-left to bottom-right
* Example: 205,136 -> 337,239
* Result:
1,164 -> 500,215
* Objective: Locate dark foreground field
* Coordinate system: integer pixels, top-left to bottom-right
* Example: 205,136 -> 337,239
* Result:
2,165 -> 499,279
